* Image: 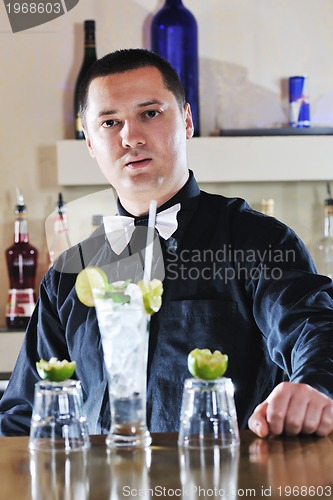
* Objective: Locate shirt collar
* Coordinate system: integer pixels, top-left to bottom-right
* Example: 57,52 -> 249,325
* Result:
117,170 -> 200,217
116,170 -> 200,250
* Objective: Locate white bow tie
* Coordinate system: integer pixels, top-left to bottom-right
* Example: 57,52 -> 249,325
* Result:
103,203 -> 181,255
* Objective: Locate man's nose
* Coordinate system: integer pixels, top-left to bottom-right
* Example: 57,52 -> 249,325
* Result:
121,121 -> 146,148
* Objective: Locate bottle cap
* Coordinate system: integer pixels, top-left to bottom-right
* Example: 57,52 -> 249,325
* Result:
15,187 -> 26,213
56,192 -> 65,210
85,20 -> 95,30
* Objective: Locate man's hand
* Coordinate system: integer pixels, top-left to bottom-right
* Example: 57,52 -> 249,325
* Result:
248,382 -> 333,438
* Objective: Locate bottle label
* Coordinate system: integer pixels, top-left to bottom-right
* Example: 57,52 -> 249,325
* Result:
6,288 -> 35,318
54,215 -> 68,234
11,257 -> 36,267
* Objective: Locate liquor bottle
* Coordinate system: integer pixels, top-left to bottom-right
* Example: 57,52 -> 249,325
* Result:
312,183 -> 333,278
48,193 -> 71,266
151,0 -> 200,136
74,20 -> 97,139
260,198 -> 275,217
5,188 -> 38,330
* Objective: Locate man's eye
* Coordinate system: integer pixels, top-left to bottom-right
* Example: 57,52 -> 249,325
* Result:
102,119 -> 117,128
144,110 -> 160,119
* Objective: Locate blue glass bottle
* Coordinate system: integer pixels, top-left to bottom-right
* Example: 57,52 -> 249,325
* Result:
151,0 -> 200,136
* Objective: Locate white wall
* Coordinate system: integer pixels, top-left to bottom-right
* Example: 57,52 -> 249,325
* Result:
1,0 -> 333,326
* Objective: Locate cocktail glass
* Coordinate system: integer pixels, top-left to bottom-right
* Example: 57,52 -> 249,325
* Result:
93,288 -> 152,449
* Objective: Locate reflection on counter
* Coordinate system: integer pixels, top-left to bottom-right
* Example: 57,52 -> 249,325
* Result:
249,435 -> 333,494
0,432 -> 332,499
30,449 -> 89,500
179,446 -> 240,499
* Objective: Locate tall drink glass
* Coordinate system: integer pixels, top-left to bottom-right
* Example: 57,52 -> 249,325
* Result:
93,289 -> 152,449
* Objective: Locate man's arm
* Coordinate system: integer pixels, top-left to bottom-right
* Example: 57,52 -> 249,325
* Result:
0,304 -> 39,435
0,272 -> 69,436
244,221 -> 333,437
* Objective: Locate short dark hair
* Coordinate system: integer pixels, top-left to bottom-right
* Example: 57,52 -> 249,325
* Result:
79,48 -> 186,129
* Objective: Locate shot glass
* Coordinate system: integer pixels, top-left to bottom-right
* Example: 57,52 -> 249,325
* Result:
29,379 -> 90,452
178,378 -> 240,449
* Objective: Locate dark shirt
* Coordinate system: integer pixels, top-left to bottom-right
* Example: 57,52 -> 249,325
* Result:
1,171 -> 333,436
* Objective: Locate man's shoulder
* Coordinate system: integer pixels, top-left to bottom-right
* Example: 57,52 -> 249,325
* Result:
51,224 -> 107,276
199,189 -> 263,220
198,189 -> 295,243
199,190 -> 283,223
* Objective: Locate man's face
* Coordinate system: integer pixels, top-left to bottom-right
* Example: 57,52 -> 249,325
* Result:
84,66 -> 194,214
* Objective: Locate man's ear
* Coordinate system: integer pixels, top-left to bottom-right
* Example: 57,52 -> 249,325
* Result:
184,103 -> 194,139
85,132 -> 95,159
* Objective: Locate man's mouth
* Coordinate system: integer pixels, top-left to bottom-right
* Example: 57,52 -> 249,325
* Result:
125,158 -> 152,168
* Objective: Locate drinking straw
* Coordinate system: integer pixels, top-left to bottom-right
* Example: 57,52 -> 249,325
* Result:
143,200 -> 157,283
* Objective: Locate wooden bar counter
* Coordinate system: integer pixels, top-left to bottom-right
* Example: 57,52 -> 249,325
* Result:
0,431 -> 332,499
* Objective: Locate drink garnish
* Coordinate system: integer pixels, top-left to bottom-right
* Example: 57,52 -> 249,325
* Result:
75,266 -> 163,315
36,357 -> 76,382
138,279 -> 163,315
102,280 -> 132,304
75,266 -> 108,307
188,348 -> 228,380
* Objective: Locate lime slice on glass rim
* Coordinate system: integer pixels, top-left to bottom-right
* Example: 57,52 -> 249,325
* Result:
188,348 -> 228,380
75,266 -> 108,307
36,357 -> 76,382
75,266 -> 163,315
138,278 -> 163,315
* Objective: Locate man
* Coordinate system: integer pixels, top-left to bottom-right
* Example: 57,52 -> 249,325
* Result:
0,49 -> 332,437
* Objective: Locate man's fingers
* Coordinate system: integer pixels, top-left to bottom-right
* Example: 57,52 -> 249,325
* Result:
301,400 -> 323,435
281,386 -> 333,436
279,385 -> 311,435
248,383 -> 333,438
248,401 -> 269,437
315,403 -> 333,437
265,383 -> 292,435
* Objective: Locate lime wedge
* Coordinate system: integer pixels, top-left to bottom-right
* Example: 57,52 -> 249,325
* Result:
188,348 -> 228,380
36,357 -> 76,382
138,279 -> 163,315
75,266 -> 108,307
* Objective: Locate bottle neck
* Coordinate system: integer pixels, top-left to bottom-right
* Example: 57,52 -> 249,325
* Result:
164,0 -> 183,6
83,47 -> 96,62
260,198 -> 275,217
83,43 -> 96,63
14,214 -> 29,243
84,28 -> 96,50
54,211 -> 68,235
324,207 -> 333,238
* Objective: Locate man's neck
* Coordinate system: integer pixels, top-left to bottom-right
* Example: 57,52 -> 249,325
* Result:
118,172 -> 190,216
